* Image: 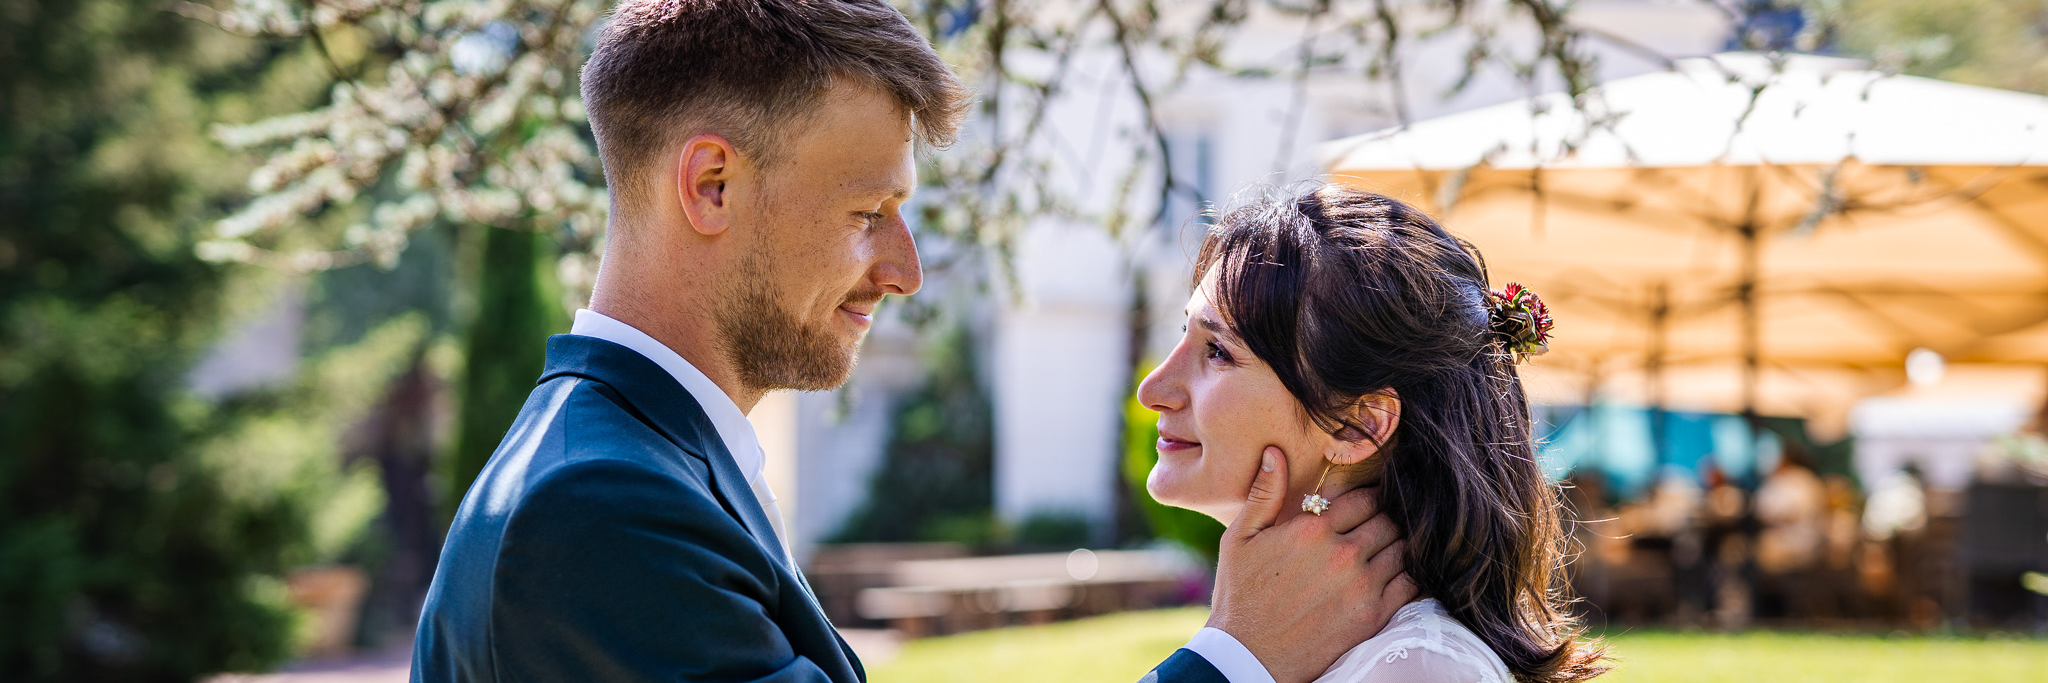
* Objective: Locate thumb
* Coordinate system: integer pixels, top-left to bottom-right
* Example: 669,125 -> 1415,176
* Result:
1229,446 -> 1289,536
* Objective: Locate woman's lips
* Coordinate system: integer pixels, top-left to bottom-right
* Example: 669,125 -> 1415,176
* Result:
1156,428 -> 1200,453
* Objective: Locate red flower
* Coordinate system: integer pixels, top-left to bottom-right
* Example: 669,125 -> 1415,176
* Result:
1489,282 -> 1553,360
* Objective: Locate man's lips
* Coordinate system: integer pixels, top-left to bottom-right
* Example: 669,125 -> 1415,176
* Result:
839,300 -> 880,328
1156,427 -> 1200,452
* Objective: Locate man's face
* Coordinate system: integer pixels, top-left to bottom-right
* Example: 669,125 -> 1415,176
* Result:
717,82 -> 922,392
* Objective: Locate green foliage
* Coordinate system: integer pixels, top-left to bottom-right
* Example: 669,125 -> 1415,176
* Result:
832,326 -> 995,544
1826,0 -> 2048,95
1014,511 -> 1097,549
205,318 -> 427,569
447,226 -> 565,518
1120,364 -> 1223,561
0,1 -> 387,678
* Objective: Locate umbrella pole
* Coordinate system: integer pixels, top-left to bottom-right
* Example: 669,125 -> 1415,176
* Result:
1739,218 -> 1761,442
1648,282 -> 1670,469
1728,171 -> 1766,630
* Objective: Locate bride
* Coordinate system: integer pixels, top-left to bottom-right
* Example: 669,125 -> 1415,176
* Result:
1138,182 -> 1611,683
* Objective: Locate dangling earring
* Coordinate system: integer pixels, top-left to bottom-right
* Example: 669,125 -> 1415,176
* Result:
1300,461 -> 1335,515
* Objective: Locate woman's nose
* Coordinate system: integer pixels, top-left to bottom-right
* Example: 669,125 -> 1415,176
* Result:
1137,356 -> 1185,413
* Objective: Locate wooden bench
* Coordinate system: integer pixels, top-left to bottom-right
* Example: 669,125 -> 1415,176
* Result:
854,548 -> 1201,636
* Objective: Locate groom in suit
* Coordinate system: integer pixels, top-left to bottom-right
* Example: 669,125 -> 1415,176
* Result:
412,2 -> 1416,682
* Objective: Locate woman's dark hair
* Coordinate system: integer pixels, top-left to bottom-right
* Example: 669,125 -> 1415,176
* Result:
1195,182 -> 1608,683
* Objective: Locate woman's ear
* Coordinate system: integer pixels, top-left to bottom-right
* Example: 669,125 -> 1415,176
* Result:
1325,390 -> 1401,465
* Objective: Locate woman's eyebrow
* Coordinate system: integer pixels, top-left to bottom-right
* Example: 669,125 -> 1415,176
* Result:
1195,314 -> 1242,346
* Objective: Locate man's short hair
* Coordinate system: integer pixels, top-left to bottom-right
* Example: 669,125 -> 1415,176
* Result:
581,0 -> 970,206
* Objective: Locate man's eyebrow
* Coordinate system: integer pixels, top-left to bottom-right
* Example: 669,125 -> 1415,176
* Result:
849,179 -> 914,202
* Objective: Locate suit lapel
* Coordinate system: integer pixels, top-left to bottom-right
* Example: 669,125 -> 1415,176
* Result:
539,335 -> 787,566
540,335 -> 857,679
834,628 -> 867,681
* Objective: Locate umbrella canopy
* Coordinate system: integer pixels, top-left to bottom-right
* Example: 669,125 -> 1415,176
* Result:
1323,52 -> 2048,435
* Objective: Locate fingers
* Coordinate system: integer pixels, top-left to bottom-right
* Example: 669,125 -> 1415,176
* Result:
1228,446 -> 1289,536
1384,571 -> 1421,604
1363,539 -> 1409,588
1318,485 -> 1382,534
1341,512 -> 1402,561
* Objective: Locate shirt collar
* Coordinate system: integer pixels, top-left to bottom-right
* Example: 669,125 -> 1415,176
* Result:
569,309 -> 764,485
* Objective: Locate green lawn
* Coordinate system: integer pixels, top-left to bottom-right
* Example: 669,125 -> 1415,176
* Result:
868,607 -> 2048,682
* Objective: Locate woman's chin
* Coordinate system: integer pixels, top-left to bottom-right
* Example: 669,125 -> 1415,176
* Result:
1193,505 -> 1236,526
1146,476 -> 1239,524
1145,472 -> 1199,511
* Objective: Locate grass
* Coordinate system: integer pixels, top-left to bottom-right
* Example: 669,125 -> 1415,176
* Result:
870,608 -> 1213,682
867,607 -> 2048,683
1593,630 -> 2048,683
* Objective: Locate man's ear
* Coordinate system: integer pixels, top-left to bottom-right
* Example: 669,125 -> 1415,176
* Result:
1325,390 -> 1401,466
676,134 -> 738,237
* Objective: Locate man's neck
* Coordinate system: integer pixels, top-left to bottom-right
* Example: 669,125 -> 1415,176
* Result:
588,251 -> 765,414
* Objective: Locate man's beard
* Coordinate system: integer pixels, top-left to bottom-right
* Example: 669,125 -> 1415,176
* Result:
715,249 -> 878,392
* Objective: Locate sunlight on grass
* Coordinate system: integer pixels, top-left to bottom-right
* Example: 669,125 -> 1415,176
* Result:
868,608 -> 2048,683
1599,630 -> 2048,683
870,608 -> 1209,683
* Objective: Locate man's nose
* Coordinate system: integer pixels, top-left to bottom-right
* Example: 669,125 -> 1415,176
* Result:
872,214 -> 922,296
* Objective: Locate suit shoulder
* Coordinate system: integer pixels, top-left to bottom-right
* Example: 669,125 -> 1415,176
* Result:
446,376 -> 715,548
491,375 -> 706,473
511,456 -> 722,522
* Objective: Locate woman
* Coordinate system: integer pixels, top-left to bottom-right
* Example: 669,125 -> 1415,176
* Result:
1138,182 -> 1609,683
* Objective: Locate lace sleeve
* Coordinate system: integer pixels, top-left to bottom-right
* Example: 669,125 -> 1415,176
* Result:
1330,640 -> 1501,683
1312,600 -> 1511,683
1358,643 -> 1494,683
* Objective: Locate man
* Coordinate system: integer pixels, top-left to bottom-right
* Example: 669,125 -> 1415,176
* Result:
410,2 -> 1414,682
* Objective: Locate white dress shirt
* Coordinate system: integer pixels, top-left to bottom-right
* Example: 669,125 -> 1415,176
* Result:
569,309 -> 793,561
1186,627 -> 1277,683
571,310 -> 1263,680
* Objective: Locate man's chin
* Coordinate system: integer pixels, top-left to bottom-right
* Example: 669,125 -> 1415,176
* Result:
769,344 -> 860,392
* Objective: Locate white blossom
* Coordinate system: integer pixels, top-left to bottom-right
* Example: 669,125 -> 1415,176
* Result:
205,0 -> 609,273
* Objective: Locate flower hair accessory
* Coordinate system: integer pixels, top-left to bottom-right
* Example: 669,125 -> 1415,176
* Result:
1488,283 -> 1553,362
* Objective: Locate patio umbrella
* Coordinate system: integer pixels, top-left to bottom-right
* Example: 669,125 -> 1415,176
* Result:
1323,52 -> 2048,438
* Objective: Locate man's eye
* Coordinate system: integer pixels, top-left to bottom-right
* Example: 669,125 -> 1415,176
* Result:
860,211 -> 885,225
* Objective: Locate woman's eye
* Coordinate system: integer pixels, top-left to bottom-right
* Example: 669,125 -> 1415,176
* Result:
1203,341 -> 1234,365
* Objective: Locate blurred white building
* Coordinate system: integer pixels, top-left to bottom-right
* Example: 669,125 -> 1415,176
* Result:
768,0 -> 1737,563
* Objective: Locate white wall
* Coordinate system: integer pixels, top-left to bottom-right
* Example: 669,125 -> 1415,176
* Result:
991,223 -> 1133,535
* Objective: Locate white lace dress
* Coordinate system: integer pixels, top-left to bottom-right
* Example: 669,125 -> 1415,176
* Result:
1311,599 -> 1513,683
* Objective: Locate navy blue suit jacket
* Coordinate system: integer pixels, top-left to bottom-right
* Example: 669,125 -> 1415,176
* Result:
412,334 -> 1230,683
412,335 -> 860,682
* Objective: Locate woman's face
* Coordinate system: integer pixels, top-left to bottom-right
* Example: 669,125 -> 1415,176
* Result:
1136,270 -> 1341,525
